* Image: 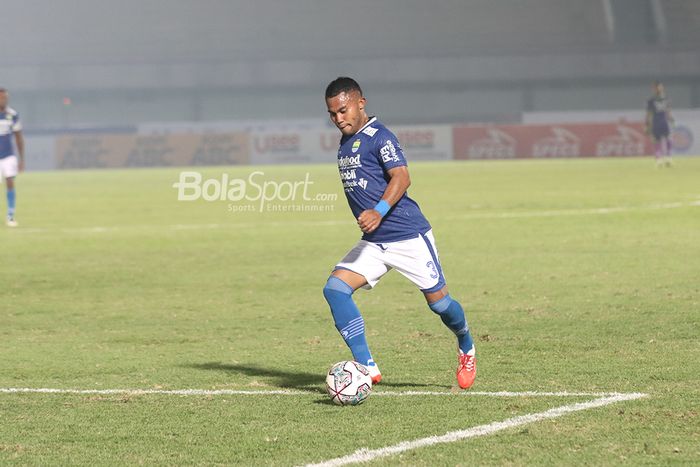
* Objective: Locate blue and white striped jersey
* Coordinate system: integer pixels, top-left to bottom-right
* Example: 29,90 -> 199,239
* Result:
0,107 -> 21,159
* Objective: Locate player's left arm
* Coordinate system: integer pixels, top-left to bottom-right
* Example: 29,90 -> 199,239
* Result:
357,166 -> 410,234
14,130 -> 25,172
644,100 -> 653,135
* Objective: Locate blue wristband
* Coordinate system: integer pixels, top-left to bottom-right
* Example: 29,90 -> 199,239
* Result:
374,200 -> 391,217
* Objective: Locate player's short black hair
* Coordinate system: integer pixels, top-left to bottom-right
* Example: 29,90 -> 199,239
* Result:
0,87 -> 6,93
325,77 -> 363,99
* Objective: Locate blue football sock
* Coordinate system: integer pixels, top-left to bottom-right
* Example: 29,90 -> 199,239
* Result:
323,276 -> 374,367
7,188 -> 15,218
429,294 -> 475,354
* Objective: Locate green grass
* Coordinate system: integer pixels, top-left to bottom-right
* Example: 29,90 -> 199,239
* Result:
1,157 -> 699,465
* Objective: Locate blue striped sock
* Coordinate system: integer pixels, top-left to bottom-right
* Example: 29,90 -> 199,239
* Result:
7,188 -> 15,218
323,276 -> 373,366
429,294 -> 475,354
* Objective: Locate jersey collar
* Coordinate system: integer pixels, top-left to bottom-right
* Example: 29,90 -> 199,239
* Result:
354,116 -> 377,136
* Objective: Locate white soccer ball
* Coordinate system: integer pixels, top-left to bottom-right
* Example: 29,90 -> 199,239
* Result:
325,360 -> 372,406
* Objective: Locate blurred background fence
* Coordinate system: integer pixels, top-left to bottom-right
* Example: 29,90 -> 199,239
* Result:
2,0 -> 699,169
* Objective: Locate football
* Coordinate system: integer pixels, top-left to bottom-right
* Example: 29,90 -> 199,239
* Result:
325,361 -> 373,406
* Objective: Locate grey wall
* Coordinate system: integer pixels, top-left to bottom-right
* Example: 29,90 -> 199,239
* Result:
1,0 -> 699,128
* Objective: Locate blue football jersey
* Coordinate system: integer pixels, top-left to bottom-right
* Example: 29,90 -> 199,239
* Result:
0,107 -> 21,159
336,117 -> 431,242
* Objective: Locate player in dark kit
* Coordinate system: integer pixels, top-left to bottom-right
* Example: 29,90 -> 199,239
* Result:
646,81 -> 674,167
321,77 -> 476,389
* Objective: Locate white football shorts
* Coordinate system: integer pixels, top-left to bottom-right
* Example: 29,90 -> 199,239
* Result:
334,229 -> 447,292
0,155 -> 19,179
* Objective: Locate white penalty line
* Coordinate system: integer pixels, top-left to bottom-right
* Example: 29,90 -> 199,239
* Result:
0,387 -> 645,398
452,200 -> 700,220
2,387 -> 647,466
303,392 -> 647,467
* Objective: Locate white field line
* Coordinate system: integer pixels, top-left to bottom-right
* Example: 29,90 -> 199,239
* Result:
0,387 -> 645,398
11,200 -> 700,234
303,392 -> 647,467
452,200 -> 700,220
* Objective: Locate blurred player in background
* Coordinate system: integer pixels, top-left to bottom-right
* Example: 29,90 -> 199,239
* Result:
646,81 -> 674,167
0,88 -> 24,226
322,77 -> 476,389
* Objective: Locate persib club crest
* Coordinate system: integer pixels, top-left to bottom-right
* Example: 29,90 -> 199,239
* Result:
352,139 -> 361,153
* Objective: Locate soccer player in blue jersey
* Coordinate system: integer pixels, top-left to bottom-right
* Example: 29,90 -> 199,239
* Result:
322,77 -> 476,389
0,88 -> 24,227
646,81 -> 674,167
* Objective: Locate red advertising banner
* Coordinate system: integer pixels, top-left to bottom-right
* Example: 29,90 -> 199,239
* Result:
453,122 -> 654,160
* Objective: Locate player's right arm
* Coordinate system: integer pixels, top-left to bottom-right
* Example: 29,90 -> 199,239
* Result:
357,131 -> 411,234
357,166 -> 410,234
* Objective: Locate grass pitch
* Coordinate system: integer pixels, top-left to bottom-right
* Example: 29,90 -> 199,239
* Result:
1,157 -> 699,465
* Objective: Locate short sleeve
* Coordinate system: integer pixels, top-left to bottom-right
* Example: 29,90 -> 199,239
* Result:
11,113 -> 21,132
376,131 -> 407,171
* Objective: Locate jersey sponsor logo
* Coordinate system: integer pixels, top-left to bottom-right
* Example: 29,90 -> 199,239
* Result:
652,98 -> 668,113
351,139 -> 361,153
532,127 -> 581,158
339,169 -> 357,181
0,117 -> 16,136
596,125 -> 645,157
343,179 -> 358,191
0,122 -> 12,136
380,140 -> 400,163
468,129 -> 516,159
362,126 -> 378,137
358,178 -> 368,190
338,154 -> 361,169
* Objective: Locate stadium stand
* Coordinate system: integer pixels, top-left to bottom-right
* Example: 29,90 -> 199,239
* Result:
0,1 -> 698,127
1,1 -> 611,64
664,0 -> 700,46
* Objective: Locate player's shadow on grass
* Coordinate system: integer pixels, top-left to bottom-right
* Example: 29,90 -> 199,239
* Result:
186,362 -> 448,392
187,362 -> 324,393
